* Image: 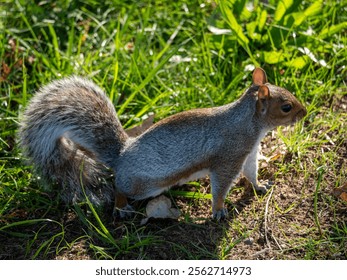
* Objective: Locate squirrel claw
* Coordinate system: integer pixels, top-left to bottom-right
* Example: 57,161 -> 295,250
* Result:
113,204 -> 135,220
212,208 -> 228,221
254,180 -> 274,194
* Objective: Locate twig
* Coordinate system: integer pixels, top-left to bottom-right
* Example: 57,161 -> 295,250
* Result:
271,232 -> 283,251
314,167 -> 324,237
251,248 -> 270,258
264,187 -> 284,252
264,186 -> 274,249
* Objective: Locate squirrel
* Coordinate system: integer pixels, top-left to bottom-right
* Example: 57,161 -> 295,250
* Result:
19,68 -> 307,220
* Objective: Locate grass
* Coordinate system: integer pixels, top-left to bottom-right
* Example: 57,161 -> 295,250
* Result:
0,0 -> 346,259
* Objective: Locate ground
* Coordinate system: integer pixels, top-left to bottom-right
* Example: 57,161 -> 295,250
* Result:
2,95 -> 345,260
0,0 -> 346,260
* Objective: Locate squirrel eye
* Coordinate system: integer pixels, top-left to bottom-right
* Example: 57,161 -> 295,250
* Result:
281,104 -> 292,113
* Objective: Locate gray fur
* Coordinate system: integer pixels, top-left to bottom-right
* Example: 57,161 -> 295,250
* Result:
19,76 -> 129,204
19,69 -> 306,219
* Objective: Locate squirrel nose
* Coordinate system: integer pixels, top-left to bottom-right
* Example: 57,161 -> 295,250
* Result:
301,107 -> 307,118
295,107 -> 307,122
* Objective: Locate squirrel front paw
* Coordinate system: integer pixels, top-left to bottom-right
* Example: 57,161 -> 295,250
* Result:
113,204 -> 135,220
253,180 -> 274,194
212,208 -> 228,221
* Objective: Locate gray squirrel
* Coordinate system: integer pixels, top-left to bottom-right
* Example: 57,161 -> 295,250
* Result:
19,68 -> 307,220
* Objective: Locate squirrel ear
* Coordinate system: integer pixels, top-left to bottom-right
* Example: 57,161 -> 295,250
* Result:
258,85 -> 270,100
252,68 -> 268,85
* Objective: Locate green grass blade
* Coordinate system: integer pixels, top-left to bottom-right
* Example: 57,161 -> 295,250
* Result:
48,24 -> 61,69
0,219 -> 56,232
319,22 -> 347,39
218,1 -> 254,62
274,0 -> 294,22
170,190 -> 212,200
117,42 -> 185,116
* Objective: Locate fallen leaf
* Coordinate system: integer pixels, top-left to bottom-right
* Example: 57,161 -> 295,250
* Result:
332,182 -> 347,202
0,62 -> 11,81
2,62 -> 10,75
340,192 -> 347,202
124,42 -> 135,52
269,152 -> 283,162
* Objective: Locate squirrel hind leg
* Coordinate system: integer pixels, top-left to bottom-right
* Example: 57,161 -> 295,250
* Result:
210,169 -> 238,221
113,204 -> 135,220
112,191 -> 135,220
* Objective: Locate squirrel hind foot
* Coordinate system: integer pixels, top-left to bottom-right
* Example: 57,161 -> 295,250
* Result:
212,208 -> 228,221
113,204 -> 135,220
253,180 -> 274,194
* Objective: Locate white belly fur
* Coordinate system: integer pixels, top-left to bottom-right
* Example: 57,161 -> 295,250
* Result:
138,169 -> 210,200
177,169 -> 209,185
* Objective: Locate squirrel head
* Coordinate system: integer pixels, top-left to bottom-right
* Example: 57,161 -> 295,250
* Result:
252,68 -> 307,129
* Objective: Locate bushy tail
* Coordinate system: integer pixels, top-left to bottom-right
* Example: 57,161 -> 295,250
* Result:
18,76 -> 129,205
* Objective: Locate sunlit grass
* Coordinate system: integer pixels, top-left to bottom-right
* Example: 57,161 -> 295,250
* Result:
0,0 -> 346,259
